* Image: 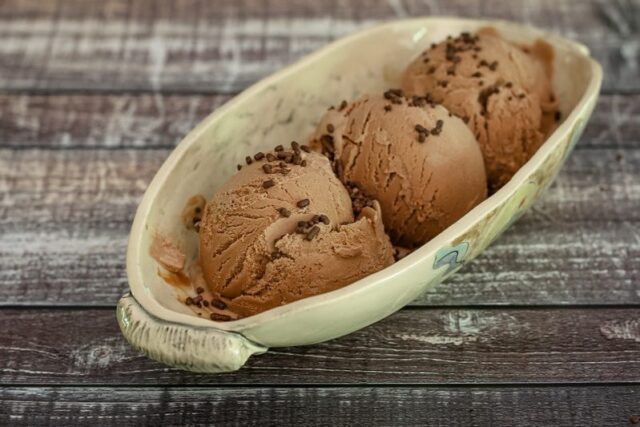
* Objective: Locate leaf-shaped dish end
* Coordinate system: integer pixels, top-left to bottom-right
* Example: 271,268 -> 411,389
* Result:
117,293 -> 267,373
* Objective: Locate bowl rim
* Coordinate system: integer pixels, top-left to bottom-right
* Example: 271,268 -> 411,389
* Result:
126,16 -> 603,332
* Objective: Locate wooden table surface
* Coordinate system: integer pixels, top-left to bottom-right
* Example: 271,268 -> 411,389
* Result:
1,0 -> 639,425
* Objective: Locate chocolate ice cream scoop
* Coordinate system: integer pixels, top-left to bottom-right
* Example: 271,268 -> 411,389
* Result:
198,149 -> 394,318
311,93 -> 487,248
402,29 -> 556,191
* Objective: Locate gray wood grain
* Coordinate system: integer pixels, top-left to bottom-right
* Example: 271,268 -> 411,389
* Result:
0,94 -> 637,149
0,0 -> 637,94
1,386 -> 639,426
1,308 -> 640,385
1,148 -> 637,307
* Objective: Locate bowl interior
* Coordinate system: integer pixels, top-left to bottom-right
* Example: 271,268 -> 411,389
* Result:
128,18 -> 598,335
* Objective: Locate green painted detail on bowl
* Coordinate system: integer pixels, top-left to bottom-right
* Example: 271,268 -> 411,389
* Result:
434,242 -> 470,275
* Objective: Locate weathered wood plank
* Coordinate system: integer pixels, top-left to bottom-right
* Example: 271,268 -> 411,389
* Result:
0,94 -> 637,149
1,308 -> 640,385
1,148 -> 638,306
0,0 -> 636,93
1,386 -> 639,426
0,94 -> 230,149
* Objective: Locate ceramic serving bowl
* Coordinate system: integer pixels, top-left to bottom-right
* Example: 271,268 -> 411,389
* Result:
117,17 -> 602,373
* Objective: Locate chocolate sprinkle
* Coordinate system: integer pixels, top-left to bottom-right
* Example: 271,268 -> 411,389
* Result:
384,105 -> 392,112
291,141 -> 300,152
278,207 -> 291,217
319,214 -> 330,225
196,287 -> 204,294
237,164 -> 242,171
301,159 -> 307,167
211,313 -> 231,322
297,199 -> 310,208
554,111 -> 561,122
254,152 -> 265,161
185,296 -> 194,306
211,299 -> 227,310
266,153 -> 277,162
431,119 -> 444,136
262,164 -> 273,174
383,89 -> 404,105
339,100 -> 348,111
326,123 -> 335,133
305,225 -> 320,241
300,145 -> 311,153
415,123 -> 429,142
263,179 -> 275,189
274,144 -> 284,152
333,159 -> 344,180
245,156 -> 253,165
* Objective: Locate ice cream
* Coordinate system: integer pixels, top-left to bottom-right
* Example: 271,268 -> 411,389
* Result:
311,92 -> 487,247
402,29 -> 556,191
198,147 -> 394,318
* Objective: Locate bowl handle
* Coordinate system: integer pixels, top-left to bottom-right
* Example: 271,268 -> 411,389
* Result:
116,293 -> 267,373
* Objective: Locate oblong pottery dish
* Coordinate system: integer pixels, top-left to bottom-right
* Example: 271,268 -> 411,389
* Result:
117,17 -> 602,373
